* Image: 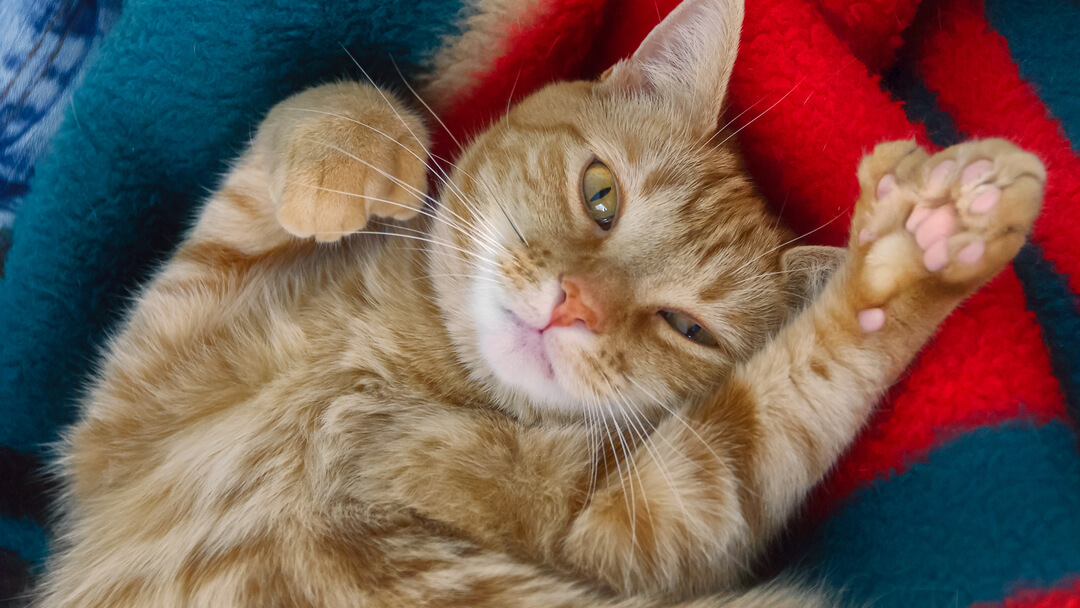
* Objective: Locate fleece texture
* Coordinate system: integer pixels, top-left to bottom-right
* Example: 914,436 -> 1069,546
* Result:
0,0 -> 121,234
804,422 -> 1080,606
1,0 -> 1078,605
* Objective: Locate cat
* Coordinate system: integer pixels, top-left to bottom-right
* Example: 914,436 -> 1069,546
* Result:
31,0 -> 1045,606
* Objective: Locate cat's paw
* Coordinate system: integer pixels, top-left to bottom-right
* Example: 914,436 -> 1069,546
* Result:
267,85 -> 430,242
850,139 -> 1045,331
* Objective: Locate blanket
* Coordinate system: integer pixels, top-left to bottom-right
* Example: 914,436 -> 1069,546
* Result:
0,0 -> 119,273
1,0 -> 1077,605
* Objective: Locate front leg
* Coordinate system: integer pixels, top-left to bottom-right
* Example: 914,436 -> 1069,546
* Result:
188,80 -> 430,253
564,139 -> 1045,593
725,137 -> 1043,519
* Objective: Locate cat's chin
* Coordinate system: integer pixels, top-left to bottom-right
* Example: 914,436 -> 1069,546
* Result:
474,305 -> 588,413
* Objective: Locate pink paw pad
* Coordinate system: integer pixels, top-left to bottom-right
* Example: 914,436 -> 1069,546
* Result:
962,160 -> 994,186
924,240 -> 950,271
914,205 -> 958,250
859,228 -> 876,245
858,308 -> 886,332
877,174 -> 897,200
906,206 -> 932,232
970,187 -> 1001,213
958,241 -> 985,265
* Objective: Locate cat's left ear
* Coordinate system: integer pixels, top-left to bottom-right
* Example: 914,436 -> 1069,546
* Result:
598,0 -> 744,135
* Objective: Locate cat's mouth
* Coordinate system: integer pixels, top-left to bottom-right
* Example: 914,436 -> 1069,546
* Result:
501,306 -> 556,382
468,269 -> 600,410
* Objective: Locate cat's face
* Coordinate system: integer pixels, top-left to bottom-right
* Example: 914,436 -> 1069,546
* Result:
428,0 -> 833,423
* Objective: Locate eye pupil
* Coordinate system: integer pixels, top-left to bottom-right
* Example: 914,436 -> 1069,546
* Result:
582,160 -> 618,230
659,311 -> 719,348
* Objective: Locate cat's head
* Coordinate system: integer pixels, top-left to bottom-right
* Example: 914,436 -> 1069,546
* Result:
429,0 -> 841,423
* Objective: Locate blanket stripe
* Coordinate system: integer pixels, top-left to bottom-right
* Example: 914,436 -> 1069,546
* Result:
984,0 -> 1080,150
805,422 -> 1080,607
977,582 -> 1080,608
1014,244 -> 1080,423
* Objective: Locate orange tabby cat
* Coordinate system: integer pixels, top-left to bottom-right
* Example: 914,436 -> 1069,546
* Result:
33,0 -> 1045,606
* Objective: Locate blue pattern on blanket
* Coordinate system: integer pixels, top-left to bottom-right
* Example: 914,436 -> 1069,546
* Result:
0,0 -> 120,268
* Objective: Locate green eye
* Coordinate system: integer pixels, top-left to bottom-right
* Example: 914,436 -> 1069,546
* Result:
582,160 -> 618,230
659,311 -> 719,347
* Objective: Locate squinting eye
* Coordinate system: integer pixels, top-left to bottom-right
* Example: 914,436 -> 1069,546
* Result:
581,160 -> 618,230
659,310 -> 719,347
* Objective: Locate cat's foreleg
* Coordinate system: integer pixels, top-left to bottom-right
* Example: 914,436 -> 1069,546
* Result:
187,81 -> 431,254
564,139 -> 1045,595
719,138 -> 1045,522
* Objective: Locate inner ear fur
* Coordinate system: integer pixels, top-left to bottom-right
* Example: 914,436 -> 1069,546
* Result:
597,0 -> 744,135
780,245 -> 846,312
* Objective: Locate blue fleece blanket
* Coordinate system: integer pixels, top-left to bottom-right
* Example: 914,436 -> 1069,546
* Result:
0,0 -> 119,270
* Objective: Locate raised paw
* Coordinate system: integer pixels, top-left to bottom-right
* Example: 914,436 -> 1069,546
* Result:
850,139 -> 1045,330
264,83 -> 431,242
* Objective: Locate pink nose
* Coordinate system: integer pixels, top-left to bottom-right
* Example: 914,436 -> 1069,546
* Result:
547,277 -> 605,332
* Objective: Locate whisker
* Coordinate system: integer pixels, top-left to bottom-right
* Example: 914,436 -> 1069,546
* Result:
413,272 -> 501,285
303,228 -> 491,263
703,95 -> 764,149
711,75 -> 807,152
302,138 -> 439,209
612,385 -> 695,535
504,66 -> 523,127
337,48 -> 506,247
594,393 -> 635,535
624,376 -> 727,470
730,209 -> 849,277
582,400 -> 601,498
387,56 -> 529,247
596,392 -> 640,572
297,182 -> 502,255
282,108 -> 503,246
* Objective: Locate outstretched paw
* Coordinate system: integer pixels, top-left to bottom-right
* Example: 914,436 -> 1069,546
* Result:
850,139 -> 1045,331
265,83 -> 431,242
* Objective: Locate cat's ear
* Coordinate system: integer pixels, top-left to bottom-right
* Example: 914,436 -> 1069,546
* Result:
780,246 -> 846,310
598,0 -> 744,134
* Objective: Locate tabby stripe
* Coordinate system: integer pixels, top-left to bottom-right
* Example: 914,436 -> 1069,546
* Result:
432,0 -> 607,162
